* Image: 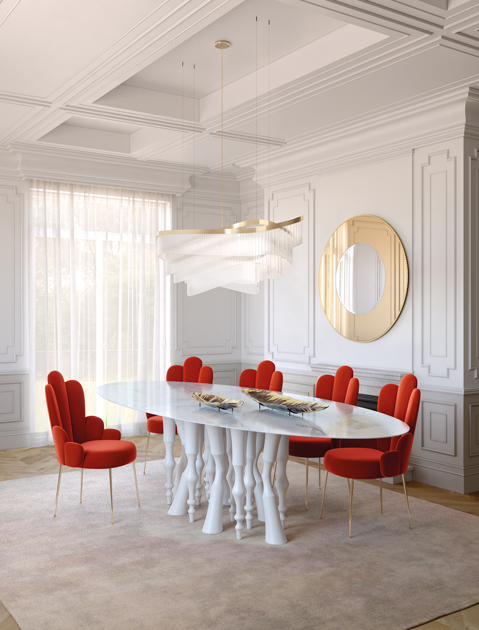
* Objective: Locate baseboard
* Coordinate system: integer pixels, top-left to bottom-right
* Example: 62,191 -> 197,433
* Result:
382,464 -> 413,485
0,433 -> 30,450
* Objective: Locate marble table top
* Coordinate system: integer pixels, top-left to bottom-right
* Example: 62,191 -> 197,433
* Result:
98,381 -> 409,440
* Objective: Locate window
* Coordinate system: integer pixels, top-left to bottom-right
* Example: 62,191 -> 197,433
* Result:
30,182 -> 171,441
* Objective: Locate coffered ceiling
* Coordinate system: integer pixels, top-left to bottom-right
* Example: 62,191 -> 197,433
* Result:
3,0 -> 479,180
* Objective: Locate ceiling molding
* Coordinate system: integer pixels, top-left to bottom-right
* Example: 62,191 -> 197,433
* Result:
234,81 -> 474,175
209,130 -> 287,147
61,104 -> 205,134
0,91 -> 51,109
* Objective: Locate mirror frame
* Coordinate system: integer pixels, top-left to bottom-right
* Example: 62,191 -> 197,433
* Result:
318,215 -> 409,343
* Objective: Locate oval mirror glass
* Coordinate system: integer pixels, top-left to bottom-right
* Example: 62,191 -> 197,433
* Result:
335,243 -> 386,315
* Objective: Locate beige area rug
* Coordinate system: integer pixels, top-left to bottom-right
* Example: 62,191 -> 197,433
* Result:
2,460 -> 479,630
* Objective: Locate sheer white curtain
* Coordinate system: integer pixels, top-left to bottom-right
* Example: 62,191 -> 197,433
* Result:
30,181 -> 171,444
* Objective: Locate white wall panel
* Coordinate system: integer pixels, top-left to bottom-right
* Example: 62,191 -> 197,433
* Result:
421,400 -> 456,456
0,186 -> 23,363
176,284 -> 237,357
468,402 -> 479,458
268,183 -> 315,364
413,142 -> 463,389
465,141 -> 479,386
0,381 -> 22,423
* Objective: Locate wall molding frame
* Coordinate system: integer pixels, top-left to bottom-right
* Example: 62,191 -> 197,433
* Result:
468,402 -> 479,458
0,185 -> 23,363
466,145 -> 479,380
421,399 -> 456,456
268,183 -> 315,365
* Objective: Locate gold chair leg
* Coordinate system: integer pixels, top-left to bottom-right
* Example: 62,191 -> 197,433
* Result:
349,479 -> 354,538
380,478 -> 383,514
305,458 -> 309,510
54,464 -> 62,517
132,463 -> 140,507
143,433 -> 151,474
318,463 -> 321,489
80,468 -> 83,503
320,471 -> 328,519
402,474 -> 412,529
109,468 -> 114,524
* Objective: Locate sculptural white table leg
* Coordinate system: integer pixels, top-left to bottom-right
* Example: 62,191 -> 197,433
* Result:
204,429 -> 214,499
183,422 -> 199,522
203,425 -> 226,535
169,420 -> 198,520
230,429 -> 247,540
162,417 -> 176,505
253,432 -> 265,522
245,431 -> 256,530
173,421 -> 187,499
225,429 -> 235,518
274,435 -> 289,529
262,433 -> 287,545
195,424 -> 204,505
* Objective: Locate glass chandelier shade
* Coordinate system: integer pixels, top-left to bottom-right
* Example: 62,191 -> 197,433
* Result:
157,216 -> 303,296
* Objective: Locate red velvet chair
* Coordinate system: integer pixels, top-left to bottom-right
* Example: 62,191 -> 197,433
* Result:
321,373 -> 420,537
289,366 -> 359,508
239,360 -> 283,392
45,371 -> 139,523
143,356 -> 214,472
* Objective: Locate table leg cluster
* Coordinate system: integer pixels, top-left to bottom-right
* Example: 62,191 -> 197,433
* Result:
162,420 -> 289,544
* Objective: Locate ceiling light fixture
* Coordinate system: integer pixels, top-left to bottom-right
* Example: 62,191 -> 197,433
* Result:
157,37 -> 303,297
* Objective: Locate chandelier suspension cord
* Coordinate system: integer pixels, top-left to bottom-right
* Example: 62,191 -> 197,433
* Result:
181,61 -> 184,223
221,46 -> 224,228
268,19 -> 271,202
193,63 -> 196,229
255,15 -> 258,220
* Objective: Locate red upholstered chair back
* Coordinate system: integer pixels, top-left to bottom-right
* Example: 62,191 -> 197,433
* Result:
166,356 -> 213,383
315,366 -> 359,405
376,373 -> 419,452
45,371 -> 86,444
255,360 -> 276,389
239,360 -> 282,392
199,366 -> 213,384
270,371 -> 283,393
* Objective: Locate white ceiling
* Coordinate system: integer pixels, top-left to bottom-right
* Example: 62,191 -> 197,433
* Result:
124,0 -> 346,98
2,0 -> 479,176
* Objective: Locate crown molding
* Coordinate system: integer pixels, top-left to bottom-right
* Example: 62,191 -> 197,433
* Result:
7,142 -> 193,194
242,84 -> 474,184
0,91 -> 51,109
62,104 -> 205,134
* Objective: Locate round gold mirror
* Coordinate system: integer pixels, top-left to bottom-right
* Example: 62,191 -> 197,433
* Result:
319,215 -> 408,342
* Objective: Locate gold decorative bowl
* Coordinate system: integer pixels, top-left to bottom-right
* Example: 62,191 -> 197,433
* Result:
242,389 -> 328,415
192,392 -> 244,411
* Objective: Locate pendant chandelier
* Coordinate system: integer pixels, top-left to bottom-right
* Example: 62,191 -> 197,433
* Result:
157,37 -> 303,297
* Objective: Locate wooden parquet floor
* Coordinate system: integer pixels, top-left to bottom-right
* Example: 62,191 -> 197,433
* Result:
2,441 -> 479,629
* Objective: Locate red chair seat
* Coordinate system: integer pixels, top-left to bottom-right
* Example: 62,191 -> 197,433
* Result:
82,440 -> 137,470
324,447 -> 382,480
146,415 -> 177,435
147,416 -> 164,434
289,436 -> 331,459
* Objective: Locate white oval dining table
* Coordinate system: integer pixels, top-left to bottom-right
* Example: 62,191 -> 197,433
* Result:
97,381 -> 409,545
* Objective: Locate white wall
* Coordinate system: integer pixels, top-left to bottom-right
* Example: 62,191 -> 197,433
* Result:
0,175 -> 30,449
